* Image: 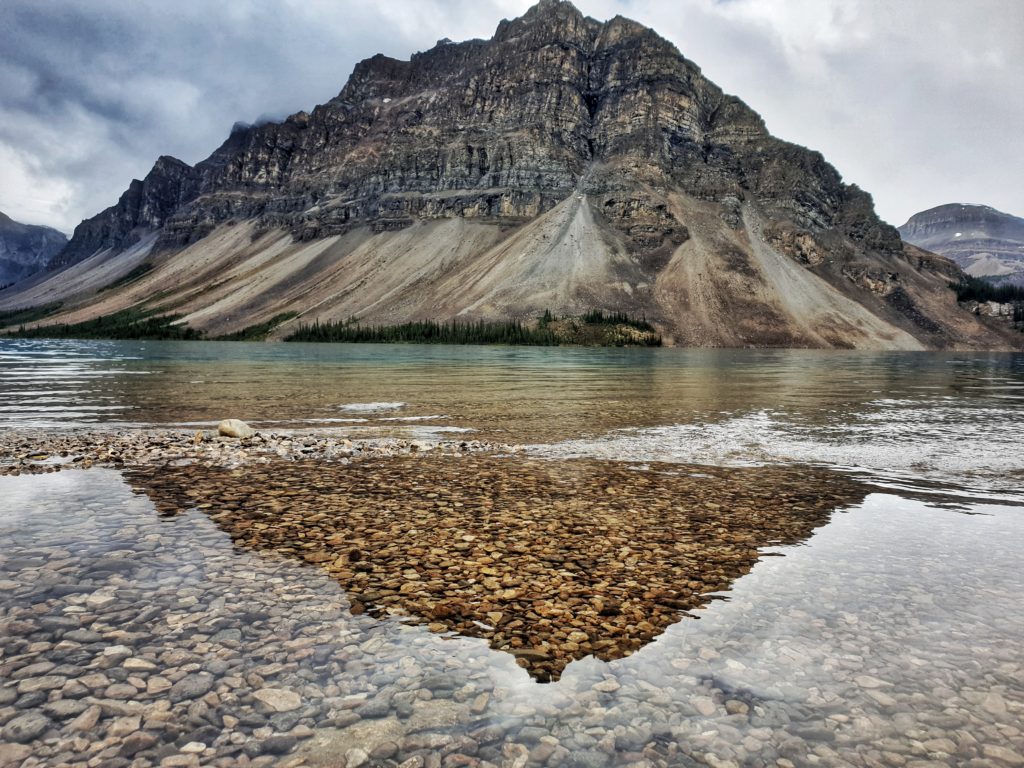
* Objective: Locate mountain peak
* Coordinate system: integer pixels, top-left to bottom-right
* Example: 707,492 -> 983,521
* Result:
494,0 -> 598,44
9,2 -> 1019,351
899,203 -> 1024,286
0,211 -> 68,287
902,203 -> 1023,229
152,155 -> 192,173
524,0 -> 584,19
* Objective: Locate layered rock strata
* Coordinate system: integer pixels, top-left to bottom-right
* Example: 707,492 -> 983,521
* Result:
899,203 -> 1024,286
4,0 -> 1016,349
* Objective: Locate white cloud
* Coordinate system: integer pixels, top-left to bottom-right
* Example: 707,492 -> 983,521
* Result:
0,144 -> 75,231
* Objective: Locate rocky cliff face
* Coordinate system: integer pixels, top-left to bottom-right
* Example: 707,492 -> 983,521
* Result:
48,156 -> 199,271
0,212 -> 66,287
12,0 -> 1018,349
54,1 -> 899,258
899,204 -> 1024,286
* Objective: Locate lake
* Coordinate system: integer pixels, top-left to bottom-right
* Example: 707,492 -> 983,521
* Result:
1,338 -> 1023,766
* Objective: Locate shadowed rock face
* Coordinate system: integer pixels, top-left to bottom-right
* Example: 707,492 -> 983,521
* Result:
17,0 -> 1018,349
49,157 -> 198,271
0,211 -> 66,286
899,204 -> 1024,286
127,454 -> 868,681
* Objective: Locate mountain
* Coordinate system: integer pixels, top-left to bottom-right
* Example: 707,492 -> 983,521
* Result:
0,212 -> 67,288
899,204 -> 1024,287
1,0 -> 1017,349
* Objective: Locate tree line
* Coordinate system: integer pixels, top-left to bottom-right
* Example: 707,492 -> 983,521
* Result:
952,275 -> 1024,304
285,318 -> 561,345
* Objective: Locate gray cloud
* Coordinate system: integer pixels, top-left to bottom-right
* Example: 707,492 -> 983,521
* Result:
0,0 -> 1020,233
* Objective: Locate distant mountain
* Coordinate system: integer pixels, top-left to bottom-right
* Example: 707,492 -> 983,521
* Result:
0,212 -> 67,288
2,0 -> 1018,349
899,204 -> 1024,287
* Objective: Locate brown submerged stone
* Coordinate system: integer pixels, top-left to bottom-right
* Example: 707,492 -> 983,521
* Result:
127,454 -> 867,681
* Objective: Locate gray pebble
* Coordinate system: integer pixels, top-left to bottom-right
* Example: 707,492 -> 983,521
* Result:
1,712 -> 51,743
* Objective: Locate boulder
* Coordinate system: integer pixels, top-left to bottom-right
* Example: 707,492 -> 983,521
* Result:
217,419 -> 255,439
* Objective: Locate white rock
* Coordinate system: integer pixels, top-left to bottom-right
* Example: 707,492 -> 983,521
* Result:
217,419 -> 255,439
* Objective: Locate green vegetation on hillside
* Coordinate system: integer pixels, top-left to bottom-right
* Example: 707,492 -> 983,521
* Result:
6,306 -> 203,340
0,302 -> 64,328
286,311 -> 662,347
286,318 -> 561,345
952,275 -> 1024,304
214,312 -> 299,341
3,306 -> 662,345
579,309 -> 656,332
952,276 -> 1024,331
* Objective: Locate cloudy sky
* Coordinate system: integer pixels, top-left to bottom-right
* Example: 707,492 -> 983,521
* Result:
1,0 -> 1021,234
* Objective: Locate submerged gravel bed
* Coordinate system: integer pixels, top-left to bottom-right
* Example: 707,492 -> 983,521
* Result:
127,455 -> 867,682
0,430 -> 1022,767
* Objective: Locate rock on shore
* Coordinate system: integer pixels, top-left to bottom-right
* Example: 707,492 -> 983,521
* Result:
217,419 -> 256,439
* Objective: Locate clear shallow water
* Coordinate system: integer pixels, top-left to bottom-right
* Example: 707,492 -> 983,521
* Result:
1,471 -> 1022,766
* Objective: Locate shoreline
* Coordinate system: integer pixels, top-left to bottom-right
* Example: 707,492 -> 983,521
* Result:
0,427 -> 515,478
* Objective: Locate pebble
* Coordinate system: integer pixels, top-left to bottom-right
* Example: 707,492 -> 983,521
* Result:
1,713 -> 50,744
984,745 -> 1024,765
108,715 -> 142,737
259,735 -> 298,755
0,745 -> 32,766
344,748 -> 370,767
42,700 -> 89,719
124,657 -> 158,672
120,731 -> 158,756
169,674 -> 215,703
69,705 -> 101,732
252,688 -> 302,713
693,697 -> 717,716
